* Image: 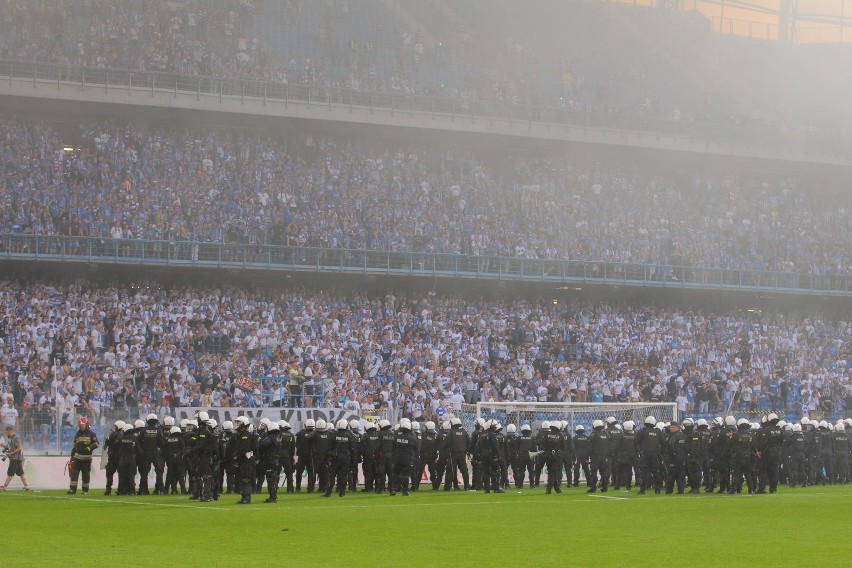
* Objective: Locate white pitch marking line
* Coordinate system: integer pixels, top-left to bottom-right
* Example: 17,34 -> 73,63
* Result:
587,494 -> 627,501
293,498 -> 602,510
4,492 -> 230,511
3,492 -> 604,511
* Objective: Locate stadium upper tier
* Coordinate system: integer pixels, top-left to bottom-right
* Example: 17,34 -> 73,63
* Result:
1,282 -> 850,430
0,115 -> 850,283
0,0 -> 848,149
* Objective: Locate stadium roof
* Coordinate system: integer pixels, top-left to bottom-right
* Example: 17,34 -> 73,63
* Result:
613,0 -> 852,43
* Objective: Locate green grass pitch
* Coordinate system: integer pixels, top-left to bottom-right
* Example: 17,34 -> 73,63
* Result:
4,485 -> 850,567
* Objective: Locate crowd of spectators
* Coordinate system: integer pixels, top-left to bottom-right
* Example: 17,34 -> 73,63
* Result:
0,0 -> 846,138
1,114 -> 850,276
1,279 -> 850,450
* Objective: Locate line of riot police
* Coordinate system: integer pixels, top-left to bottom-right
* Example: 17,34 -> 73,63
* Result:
98,412 -> 851,503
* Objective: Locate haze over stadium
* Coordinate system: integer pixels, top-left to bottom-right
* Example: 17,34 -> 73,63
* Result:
0,2 -> 850,567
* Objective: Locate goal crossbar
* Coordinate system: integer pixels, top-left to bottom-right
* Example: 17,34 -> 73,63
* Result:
469,401 -> 677,432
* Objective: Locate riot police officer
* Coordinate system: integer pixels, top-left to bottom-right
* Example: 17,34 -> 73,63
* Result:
419,421 -> 440,490
325,419 -> 358,497
259,421 -> 282,503
588,420 -> 611,493
164,425 -> 187,495
376,420 -> 395,494
731,419 -> 756,494
515,424 -> 537,489
444,418 -> 471,491
194,412 -> 217,502
361,422 -> 381,492
295,418 -> 316,493
572,424 -> 591,489
278,421 -> 296,494
136,413 -> 166,495
117,422 -> 137,496
636,416 -> 664,494
349,419 -> 363,493
233,416 -> 259,504
103,420 -> 125,496
542,422 -> 564,495
390,419 -> 417,496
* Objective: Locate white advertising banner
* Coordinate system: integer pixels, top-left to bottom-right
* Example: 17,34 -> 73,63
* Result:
176,407 -> 373,431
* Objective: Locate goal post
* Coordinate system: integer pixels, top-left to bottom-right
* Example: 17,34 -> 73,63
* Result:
461,401 -> 677,433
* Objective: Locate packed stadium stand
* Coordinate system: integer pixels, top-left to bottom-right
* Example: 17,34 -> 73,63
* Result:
0,0 -> 849,453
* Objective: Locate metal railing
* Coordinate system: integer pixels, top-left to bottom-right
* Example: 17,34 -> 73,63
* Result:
1,234 -> 849,295
257,377 -> 327,408
0,58 -> 846,158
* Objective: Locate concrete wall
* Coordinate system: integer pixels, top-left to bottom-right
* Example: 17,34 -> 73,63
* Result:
0,74 -> 847,166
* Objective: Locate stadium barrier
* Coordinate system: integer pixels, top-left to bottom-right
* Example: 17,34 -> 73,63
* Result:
2,234 -> 850,295
0,58 -> 835,154
176,407 -> 380,432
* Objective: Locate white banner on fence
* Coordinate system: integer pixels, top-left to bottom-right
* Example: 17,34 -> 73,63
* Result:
176,407 -> 375,432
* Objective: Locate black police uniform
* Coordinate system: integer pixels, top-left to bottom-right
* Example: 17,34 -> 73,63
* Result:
103,427 -> 122,495
665,426 -> 686,494
194,424 -> 217,502
533,427 -> 548,488
376,426 -> 396,493
832,428 -> 849,484
615,428 -> 637,490
326,428 -> 357,497
731,425 -> 756,494
409,429 -> 423,491
218,429 -> 234,494
683,425 -> 703,493
588,427 -> 611,493
164,429 -> 187,494
542,427 -> 564,494
444,424 -> 470,491
474,428 -> 501,493
784,428 -> 806,487
311,428 -> 334,493
572,430 -> 591,488
259,429 -> 282,502
505,431 -> 519,488
234,425 -> 259,504
514,429 -> 537,489
279,427 -> 296,493
183,427 -> 199,498
295,427 -> 315,492
117,429 -> 137,496
756,421 -> 784,493
419,428 -> 440,490
697,425 -> 713,491
818,427 -> 834,484
494,428 -> 509,490
390,428 -> 417,496
606,424 -> 622,487
349,429 -> 363,493
635,425 -> 664,494
361,428 -> 381,492
137,420 -> 166,495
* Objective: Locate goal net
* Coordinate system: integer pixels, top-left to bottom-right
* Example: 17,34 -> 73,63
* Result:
459,401 -> 677,432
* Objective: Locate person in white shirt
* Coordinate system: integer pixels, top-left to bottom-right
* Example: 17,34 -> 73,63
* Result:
450,391 -> 464,411
676,389 -> 688,415
0,400 -> 18,429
